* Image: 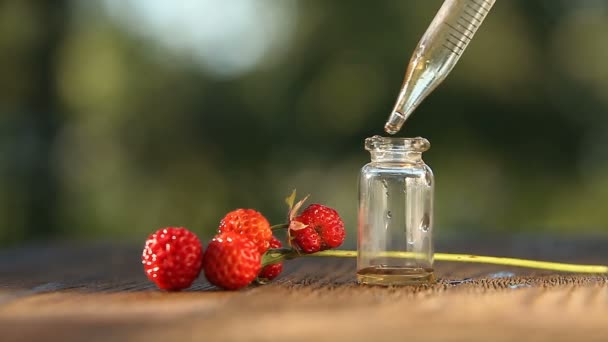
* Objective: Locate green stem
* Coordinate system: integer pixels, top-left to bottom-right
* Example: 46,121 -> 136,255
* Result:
261,248 -> 608,274
261,247 -> 299,267
306,250 -> 608,274
270,223 -> 289,230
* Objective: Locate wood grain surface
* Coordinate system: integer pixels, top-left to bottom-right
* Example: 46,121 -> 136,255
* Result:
1,237 -> 607,341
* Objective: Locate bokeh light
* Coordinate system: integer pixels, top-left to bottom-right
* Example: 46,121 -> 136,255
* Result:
1,0 -> 608,246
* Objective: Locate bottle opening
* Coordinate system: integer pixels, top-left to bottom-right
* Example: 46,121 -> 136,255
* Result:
365,135 -> 430,153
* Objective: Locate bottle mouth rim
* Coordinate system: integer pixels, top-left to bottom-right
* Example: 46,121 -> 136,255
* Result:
365,135 -> 430,152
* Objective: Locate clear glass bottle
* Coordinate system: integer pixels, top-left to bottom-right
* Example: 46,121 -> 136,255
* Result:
357,136 -> 435,286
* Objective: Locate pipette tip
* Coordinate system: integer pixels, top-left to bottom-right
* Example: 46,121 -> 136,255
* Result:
384,123 -> 398,135
384,111 -> 406,135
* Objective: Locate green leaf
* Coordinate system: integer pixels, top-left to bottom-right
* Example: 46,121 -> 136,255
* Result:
285,189 -> 297,210
289,194 -> 310,221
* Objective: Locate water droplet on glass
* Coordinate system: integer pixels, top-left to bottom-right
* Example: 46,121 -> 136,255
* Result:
386,210 -> 392,219
419,213 -> 430,232
381,179 -> 389,197
381,179 -> 388,189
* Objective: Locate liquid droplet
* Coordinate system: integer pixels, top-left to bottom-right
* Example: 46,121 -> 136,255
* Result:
419,213 -> 430,232
386,210 -> 392,219
381,179 -> 389,197
381,179 -> 388,189
407,235 -> 415,245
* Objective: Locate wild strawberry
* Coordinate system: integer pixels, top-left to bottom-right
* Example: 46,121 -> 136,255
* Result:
258,236 -> 284,283
142,227 -> 203,291
291,226 -> 321,253
203,232 -> 261,290
290,204 -> 345,254
218,209 -> 272,254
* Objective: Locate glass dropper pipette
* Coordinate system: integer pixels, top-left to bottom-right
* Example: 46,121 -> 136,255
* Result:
384,0 -> 496,134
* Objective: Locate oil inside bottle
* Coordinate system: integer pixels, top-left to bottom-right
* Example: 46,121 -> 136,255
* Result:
357,265 -> 435,286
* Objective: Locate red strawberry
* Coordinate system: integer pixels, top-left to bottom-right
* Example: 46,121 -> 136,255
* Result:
142,227 -> 203,291
258,236 -> 284,282
219,209 -> 272,254
290,204 -> 345,254
203,232 -> 261,290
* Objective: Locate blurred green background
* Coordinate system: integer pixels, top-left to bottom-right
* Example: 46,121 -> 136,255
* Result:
1,0 -> 608,247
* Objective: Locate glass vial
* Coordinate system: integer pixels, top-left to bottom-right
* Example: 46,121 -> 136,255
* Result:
357,136 -> 435,286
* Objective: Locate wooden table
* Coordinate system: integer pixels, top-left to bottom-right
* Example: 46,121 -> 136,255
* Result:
1,237 -> 607,341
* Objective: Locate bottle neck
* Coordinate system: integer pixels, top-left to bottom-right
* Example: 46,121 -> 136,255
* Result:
370,151 -> 423,163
